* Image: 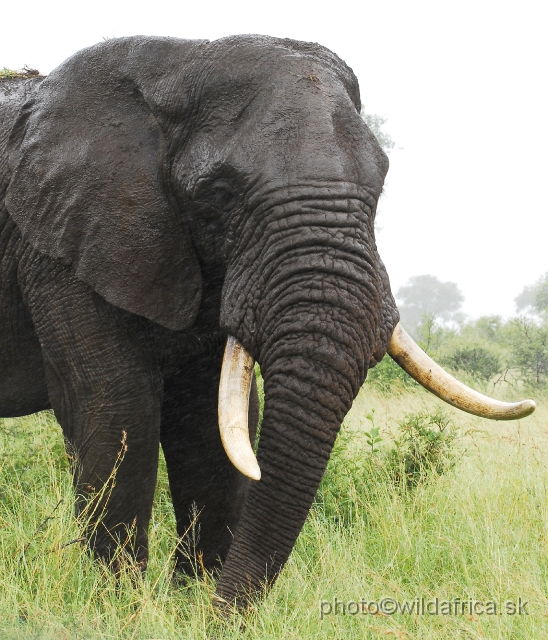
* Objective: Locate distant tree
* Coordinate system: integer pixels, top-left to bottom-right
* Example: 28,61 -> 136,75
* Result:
504,316 -> 548,387
396,275 -> 465,337
360,109 -> 395,154
470,315 -> 504,342
515,273 -> 548,315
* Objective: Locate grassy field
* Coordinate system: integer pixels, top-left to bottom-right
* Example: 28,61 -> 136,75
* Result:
0,381 -> 547,638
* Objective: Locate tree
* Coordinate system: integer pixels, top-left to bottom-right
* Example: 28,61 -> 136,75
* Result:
360,109 -> 395,154
515,273 -> 548,315
396,275 -> 465,337
504,316 -> 548,387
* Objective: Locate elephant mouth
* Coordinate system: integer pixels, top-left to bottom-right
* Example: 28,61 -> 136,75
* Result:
218,323 -> 536,481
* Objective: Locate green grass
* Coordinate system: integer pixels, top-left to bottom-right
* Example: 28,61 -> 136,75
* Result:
0,383 -> 547,638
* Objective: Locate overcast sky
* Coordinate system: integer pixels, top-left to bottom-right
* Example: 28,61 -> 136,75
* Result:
2,0 -> 546,319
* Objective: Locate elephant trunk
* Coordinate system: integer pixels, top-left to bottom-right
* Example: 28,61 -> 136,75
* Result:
215,327 -> 362,606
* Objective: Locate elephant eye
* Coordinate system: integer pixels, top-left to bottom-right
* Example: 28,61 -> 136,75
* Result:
211,180 -> 238,213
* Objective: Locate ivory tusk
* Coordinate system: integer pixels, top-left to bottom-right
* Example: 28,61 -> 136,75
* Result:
387,323 -> 536,420
218,336 -> 261,481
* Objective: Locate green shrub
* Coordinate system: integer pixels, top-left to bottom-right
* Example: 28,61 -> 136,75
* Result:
441,345 -> 501,382
386,407 -> 458,489
314,427 -> 379,528
315,407 -> 460,529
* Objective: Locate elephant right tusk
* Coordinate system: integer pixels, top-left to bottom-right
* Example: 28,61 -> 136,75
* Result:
387,323 -> 536,420
218,336 -> 261,481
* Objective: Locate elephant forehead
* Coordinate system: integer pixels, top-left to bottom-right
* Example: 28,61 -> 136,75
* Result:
193,36 -> 360,117
224,36 -> 357,91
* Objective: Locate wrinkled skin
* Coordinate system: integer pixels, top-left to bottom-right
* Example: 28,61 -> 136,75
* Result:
0,36 -> 398,607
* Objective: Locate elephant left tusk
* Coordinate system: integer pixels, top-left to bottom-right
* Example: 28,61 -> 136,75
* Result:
218,336 -> 261,481
387,322 -> 536,420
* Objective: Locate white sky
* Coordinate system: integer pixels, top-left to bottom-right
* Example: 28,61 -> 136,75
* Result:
2,0 -> 546,319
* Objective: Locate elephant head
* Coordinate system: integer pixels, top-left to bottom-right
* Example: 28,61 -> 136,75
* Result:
4,35 -> 534,609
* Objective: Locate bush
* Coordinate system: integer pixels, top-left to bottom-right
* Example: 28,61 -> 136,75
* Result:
441,345 -> 501,382
314,426 -> 381,528
386,407 -> 458,490
315,408 -> 460,528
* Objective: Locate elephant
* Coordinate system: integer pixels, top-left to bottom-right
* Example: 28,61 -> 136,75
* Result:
0,35 -> 535,610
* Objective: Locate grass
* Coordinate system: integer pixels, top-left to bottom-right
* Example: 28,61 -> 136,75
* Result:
0,382 -> 547,638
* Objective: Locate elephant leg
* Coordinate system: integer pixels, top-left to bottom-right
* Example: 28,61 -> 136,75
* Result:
19,256 -> 163,567
160,344 -> 259,576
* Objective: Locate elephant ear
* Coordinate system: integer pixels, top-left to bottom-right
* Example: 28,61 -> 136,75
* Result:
6,43 -> 201,331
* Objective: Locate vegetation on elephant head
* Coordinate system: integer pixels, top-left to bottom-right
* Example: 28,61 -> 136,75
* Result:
0,66 -> 42,80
